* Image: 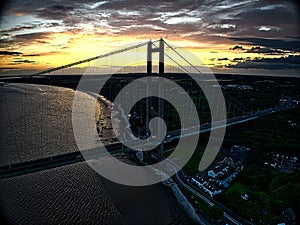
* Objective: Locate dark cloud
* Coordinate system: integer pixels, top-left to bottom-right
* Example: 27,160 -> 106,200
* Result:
14,32 -> 51,40
12,59 -> 36,64
246,46 -> 288,54
226,3 -> 299,38
230,44 -> 294,55
0,50 -> 40,57
1,25 -> 35,32
1,32 -> 53,47
0,22 -> 62,35
0,67 -> 20,70
35,4 -> 75,20
234,4 -> 298,28
23,54 -> 40,56
231,45 -> 245,51
36,40 -> 51,44
229,37 -> 300,52
184,34 -> 232,46
227,55 -> 300,70
97,0 -> 201,13
2,0 -> 299,47
50,5 -> 74,11
0,31 -> 51,48
232,57 -> 244,61
0,51 -> 22,55
1,0 -> 299,76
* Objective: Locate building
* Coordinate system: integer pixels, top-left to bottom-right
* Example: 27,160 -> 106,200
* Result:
222,145 -> 250,170
189,145 -> 251,197
241,193 -> 249,201
280,208 -> 296,225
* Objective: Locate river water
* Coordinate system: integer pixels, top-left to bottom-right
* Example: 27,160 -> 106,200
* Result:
0,83 -> 182,225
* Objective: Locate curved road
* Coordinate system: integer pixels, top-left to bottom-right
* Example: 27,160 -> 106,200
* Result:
165,161 -> 252,225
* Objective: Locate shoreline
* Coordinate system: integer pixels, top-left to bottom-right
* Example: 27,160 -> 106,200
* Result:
0,83 -> 188,224
94,94 -> 119,144
92,92 -> 197,224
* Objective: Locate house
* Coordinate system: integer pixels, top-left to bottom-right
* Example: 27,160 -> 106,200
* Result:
208,170 -> 217,178
240,85 -> 253,90
189,145 -> 252,197
207,163 -> 230,179
190,176 -> 224,197
241,193 -> 249,201
222,145 -> 250,170
281,208 -> 296,225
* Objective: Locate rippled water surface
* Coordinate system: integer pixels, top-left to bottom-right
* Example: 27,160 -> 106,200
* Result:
0,83 -> 179,225
0,83 -> 88,165
0,162 -> 123,225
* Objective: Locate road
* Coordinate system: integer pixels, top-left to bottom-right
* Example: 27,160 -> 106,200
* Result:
165,161 -> 251,225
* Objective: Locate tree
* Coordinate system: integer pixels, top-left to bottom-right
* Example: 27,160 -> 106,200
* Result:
209,205 -> 223,221
269,175 -> 290,191
254,191 -> 271,211
239,201 -> 260,221
223,190 -> 241,208
271,184 -> 293,204
252,174 -> 268,189
293,183 -> 300,199
271,200 -> 286,215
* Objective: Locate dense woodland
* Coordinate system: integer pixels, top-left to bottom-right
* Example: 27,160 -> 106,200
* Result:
184,108 -> 300,224
183,75 -> 300,224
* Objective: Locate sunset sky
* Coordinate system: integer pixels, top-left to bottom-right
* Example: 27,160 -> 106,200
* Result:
0,0 -> 299,76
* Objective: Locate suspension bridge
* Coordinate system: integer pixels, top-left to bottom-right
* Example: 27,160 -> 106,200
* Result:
0,38 -> 295,179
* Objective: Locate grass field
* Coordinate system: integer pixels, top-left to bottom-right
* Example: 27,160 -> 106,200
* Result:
224,182 -> 248,195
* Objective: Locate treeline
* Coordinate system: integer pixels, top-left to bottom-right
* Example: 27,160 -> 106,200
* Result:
215,107 -> 300,224
222,107 -> 300,156
217,167 -> 300,224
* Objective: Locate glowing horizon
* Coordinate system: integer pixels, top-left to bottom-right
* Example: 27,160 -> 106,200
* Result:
0,0 -> 299,76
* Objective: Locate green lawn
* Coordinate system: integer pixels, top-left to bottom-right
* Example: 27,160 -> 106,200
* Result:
225,182 -> 248,195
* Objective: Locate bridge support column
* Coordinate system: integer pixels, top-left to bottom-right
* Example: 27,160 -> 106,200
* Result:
158,39 -> 164,161
144,39 -> 165,162
143,41 -> 152,162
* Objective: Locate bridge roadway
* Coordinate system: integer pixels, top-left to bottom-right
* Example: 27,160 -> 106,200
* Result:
0,104 -> 289,179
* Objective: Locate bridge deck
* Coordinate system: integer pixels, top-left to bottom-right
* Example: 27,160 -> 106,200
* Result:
1,106 -> 291,179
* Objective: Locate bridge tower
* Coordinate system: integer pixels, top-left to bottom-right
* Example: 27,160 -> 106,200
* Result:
144,38 -> 165,162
